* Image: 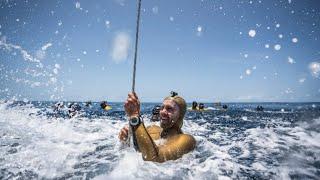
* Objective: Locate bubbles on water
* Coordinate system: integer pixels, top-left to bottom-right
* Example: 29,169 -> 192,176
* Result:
288,56 -> 295,64
276,23 -> 280,28
274,44 -> 281,51
50,77 -> 57,84
196,25 -> 203,36
152,6 -> 158,14
42,43 -> 52,51
285,88 -> 293,94
292,37 -> 298,43
248,29 -> 256,37
54,64 -> 60,69
298,78 -> 305,83
278,34 -> 283,39
75,2 -> 81,9
169,16 -> 174,21
105,20 -> 110,28
36,49 -> 46,60
245,69 -> 252,75
308,62 -> 320,78
31,82 -> 41,87
36,43 -> 52,60
0,39 -> 40,63
265,44 -> 270,48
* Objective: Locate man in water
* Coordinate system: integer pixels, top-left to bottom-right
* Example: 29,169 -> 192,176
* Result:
150,105 -> 161,122
198,103 -> 205,110
118,92 -> 196,162
192,101 -> 198,110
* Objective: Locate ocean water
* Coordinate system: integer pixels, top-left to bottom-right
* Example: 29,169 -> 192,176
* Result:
0,100 -> 319,180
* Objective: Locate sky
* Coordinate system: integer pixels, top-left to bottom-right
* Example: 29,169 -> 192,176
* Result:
0,0 -> 320,102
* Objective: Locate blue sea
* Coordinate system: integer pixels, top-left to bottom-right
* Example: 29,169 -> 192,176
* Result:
0,101 -> 319,179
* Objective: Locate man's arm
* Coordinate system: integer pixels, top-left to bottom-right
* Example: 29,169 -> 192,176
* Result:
133,123 -> 196,163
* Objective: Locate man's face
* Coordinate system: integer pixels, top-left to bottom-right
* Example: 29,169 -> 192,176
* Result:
159,99 -> 180,129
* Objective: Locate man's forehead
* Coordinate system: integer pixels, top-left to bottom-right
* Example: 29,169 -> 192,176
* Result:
163,99 -> 178,107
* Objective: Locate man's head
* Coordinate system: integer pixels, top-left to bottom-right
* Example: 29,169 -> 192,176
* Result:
159,95 -> 186,130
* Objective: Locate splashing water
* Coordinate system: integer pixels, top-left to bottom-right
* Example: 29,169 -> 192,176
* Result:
0,101 -> 319,179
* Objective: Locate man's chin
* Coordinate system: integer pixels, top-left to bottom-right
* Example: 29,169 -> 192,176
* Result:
160,122 -> 171,129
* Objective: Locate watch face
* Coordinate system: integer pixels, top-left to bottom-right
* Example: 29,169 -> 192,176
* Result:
132,117 -> 138,123
130,117 -> 140,125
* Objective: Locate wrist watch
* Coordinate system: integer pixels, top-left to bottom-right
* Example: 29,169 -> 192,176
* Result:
129,116 -> 141,126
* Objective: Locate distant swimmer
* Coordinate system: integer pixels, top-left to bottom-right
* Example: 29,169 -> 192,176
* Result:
192,101 -> 198,110
222,104 -> 228,110
100,101 -> 112,111
189,101 -> 207,111
85,101 -> 92,107
119,92 -> 196,163
256,105 -> 264,112
151,105 -> 161,122
198,103 -> 205,110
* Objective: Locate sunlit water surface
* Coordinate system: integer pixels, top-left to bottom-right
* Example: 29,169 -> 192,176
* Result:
1,101 -> 319,179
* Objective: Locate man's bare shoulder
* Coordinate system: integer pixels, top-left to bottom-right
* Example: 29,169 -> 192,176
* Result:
176,133 -> 196,143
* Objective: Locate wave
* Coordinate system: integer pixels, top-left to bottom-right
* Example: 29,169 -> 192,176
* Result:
0,101 -> 319,179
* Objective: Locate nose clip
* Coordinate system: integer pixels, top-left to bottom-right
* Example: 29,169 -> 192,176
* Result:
170,91 -> 178,97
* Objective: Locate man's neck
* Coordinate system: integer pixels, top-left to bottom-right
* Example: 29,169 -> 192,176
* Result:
160,128 -> 180,138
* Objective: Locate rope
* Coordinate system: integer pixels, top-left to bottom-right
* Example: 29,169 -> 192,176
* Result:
132,0 -> 142,93
128,0 -> 142,151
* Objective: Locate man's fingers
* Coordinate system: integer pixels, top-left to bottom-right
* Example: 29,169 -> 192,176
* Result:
128,93 -> 138,101
119,128 -> 128,141
132,92 -> 139,100
121,129 -> 127,136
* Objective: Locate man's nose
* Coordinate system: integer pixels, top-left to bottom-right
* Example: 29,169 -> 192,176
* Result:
160,108 -> 167,115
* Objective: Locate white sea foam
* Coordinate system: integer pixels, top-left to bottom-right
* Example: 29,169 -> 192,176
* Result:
0,102 -> 319,179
